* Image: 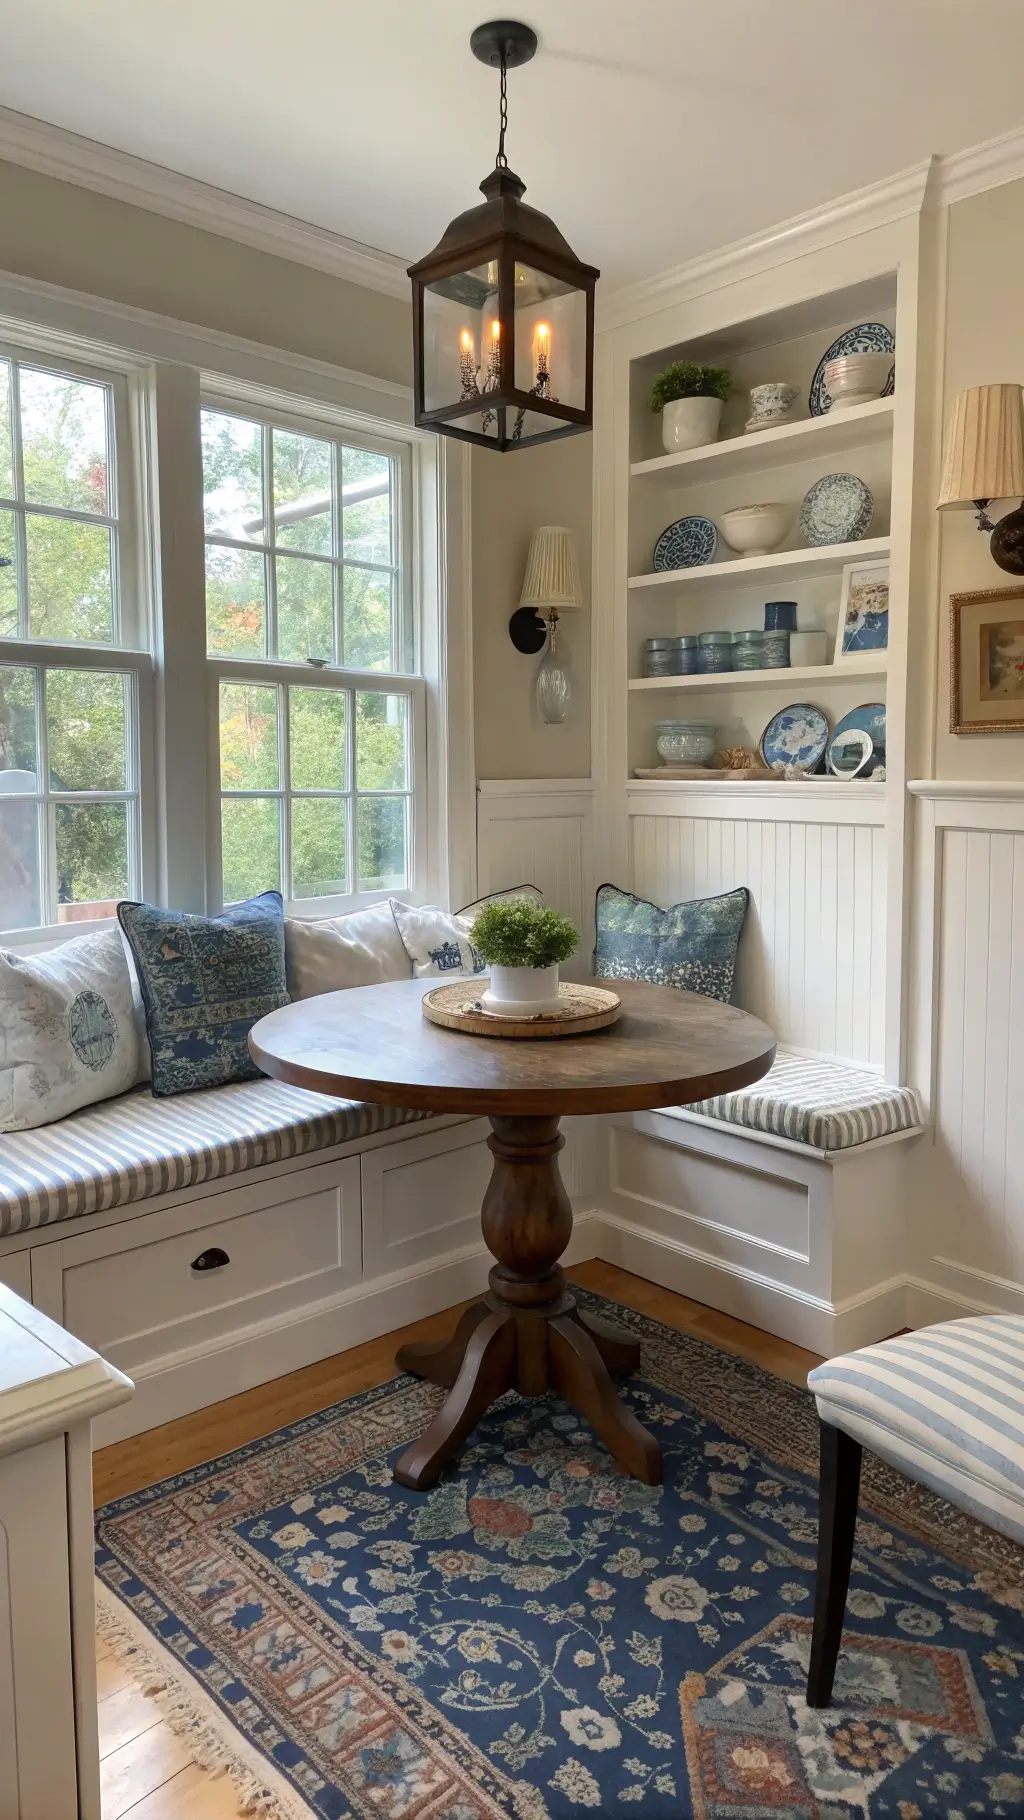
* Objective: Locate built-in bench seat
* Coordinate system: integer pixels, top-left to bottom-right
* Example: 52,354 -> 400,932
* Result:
604,1047 -> 925,1357
681,1047 -> 924,1151
0,1080 -> 431,1236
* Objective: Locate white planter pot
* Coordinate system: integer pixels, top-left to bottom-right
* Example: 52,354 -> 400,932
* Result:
661,395 -> 724,453
481,963 -> 561,1017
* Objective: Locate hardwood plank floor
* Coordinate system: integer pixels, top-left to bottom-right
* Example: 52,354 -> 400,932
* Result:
93,1262 -> 821,1816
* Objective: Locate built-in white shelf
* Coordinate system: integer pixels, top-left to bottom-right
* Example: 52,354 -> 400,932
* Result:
630,397 -> 894,485
628,535 -> 891,594
628,655 -> 887,695
627,776 -> 886,799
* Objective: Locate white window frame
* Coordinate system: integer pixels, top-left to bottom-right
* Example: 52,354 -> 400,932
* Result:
0,333 -> 158,945
0,269 -> 476,945
201,391 -> 426,915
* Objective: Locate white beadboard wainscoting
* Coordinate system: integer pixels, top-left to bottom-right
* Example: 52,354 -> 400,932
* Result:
476,780 -> 595,949
907,782 -> 1024,1326
627,782 -> 888,1068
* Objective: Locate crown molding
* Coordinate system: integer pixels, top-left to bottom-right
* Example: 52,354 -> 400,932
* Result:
0,103 -> 411,301
934,121 -> 1024,209
597,160 -> 934,332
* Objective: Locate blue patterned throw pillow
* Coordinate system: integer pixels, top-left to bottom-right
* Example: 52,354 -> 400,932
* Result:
117,892 -> 288,1096
593,882 -> 749,1002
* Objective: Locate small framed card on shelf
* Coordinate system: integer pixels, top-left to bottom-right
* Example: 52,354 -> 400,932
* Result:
950,585 -> 1024,734
834,560 -> 889,663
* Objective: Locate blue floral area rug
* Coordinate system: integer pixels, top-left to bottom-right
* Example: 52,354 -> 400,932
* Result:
95,1290 -> 1024,1820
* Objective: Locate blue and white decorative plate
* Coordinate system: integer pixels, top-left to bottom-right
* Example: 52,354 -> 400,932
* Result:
829,702 -> 886,775
799,472 -> 873,547
809,323 -> 895,416
759,702 -> 830,775
653,515 -> 718,572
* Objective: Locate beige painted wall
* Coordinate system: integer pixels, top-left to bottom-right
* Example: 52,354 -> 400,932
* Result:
472,434 -> 593,780
936,178 -> 1024,779
0,159 -> 410,384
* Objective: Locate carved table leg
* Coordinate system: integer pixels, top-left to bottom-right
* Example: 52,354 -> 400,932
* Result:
392,1114 -> 661,1490
396,1302 -> 491,1389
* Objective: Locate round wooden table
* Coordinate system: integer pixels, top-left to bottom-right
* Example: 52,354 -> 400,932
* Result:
250,977 -> 775,1492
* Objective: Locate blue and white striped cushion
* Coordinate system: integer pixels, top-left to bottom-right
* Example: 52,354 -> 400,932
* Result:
686,1048 -> 923,1150
809,1316 -> 1024,1543
0,1081 -> 431,1237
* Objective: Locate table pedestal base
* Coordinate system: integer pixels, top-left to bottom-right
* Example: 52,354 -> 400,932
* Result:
394,1115 -> 662,1492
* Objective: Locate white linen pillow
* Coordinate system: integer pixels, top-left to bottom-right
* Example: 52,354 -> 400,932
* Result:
391,886 -> 543,979
285,899 -> 411,1000
0,928 -> 142,1131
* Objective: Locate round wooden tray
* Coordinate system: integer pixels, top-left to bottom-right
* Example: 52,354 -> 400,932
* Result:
422,980 -> 622,1039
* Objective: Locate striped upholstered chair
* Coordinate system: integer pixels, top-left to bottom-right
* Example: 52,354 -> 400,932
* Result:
805,1315 -> 1024,1706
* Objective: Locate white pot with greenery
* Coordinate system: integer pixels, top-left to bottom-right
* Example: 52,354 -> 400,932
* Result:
651,361 -> 732,454
469,901 -> 579,1018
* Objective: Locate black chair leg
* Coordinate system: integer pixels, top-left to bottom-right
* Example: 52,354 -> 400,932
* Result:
806,1420 -> 862,1708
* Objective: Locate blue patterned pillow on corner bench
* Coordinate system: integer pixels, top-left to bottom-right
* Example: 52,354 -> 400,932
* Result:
593,882 -> 749,1002
117,892 -> 289,1096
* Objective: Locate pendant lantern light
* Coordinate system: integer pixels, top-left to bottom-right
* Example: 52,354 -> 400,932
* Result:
408,20 -> 599,452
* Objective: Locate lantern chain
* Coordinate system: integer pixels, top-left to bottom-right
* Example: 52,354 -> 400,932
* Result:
496,48 -> 509,168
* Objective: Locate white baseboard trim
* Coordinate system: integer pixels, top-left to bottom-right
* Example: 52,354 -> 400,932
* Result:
593,1213 -> 907,1356
94,1209 -> 603,1446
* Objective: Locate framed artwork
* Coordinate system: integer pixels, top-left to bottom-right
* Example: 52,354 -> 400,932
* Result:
950,585 -> 1024,733
834,561 -> 889,662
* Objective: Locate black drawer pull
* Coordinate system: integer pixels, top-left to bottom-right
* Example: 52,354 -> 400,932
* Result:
191,1246 -> 230,1273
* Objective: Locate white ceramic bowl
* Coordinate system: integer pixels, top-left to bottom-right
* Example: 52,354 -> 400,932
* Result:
823,353 -> 893,411
719,503 -> 793,556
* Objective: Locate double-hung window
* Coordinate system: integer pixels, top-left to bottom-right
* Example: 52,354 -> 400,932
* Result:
0,346 -> 148,935
202,403 -> 422,911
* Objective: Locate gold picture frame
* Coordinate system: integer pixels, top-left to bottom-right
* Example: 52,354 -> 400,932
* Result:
950,585 -> 1024,734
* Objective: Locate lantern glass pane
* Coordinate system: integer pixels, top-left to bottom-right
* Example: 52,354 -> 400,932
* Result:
423,260 -> 503,430
513,267 -> 587,414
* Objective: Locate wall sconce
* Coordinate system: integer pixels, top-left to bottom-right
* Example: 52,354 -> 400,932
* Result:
508,525 -> 583,722
937,383 -> 1024,573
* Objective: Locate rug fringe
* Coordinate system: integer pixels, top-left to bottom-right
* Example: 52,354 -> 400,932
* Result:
95,1581 -> 316,1820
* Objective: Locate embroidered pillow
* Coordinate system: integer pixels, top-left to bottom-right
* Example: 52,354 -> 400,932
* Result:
593,883 -> 749,1003
118,892 -> 288,1096
284,900 -> 411,1001
0,928 -> 141,1131
391,886 -> 543,979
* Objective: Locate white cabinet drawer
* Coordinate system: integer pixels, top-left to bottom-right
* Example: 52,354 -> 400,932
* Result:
31,1156 -> 362,1378
361,1119 -> 492,1277
0,1252 -> 31,1300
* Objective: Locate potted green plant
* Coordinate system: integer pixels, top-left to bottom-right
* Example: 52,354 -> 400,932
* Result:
470,900 -> 579,1017
649,360 -> 732,454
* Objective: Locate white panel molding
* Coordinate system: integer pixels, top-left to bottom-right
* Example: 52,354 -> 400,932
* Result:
907,784 -> 1024,1327
629,807 -> 887,1066
476,781 -> 595,939
0,103 -> 410,299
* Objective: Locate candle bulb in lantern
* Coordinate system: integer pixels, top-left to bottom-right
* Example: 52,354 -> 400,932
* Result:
533,321 -> 551,395
484,317 -> 501,392
459,328 -> 476,399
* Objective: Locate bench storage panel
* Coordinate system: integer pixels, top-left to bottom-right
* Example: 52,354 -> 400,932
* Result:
361,1119 -> 494,1278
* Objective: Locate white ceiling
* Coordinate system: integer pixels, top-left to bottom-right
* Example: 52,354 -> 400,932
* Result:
3,0 -> 1024,293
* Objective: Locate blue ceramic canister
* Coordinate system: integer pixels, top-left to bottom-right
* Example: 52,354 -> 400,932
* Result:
732,630 -> 766,671
697,630 -> 733,674
762,629 -> 791,668
764,600 -> 798,632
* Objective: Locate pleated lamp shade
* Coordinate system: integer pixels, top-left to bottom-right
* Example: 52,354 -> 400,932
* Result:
937,384 -> 1024,508
520,526 -> 583,616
